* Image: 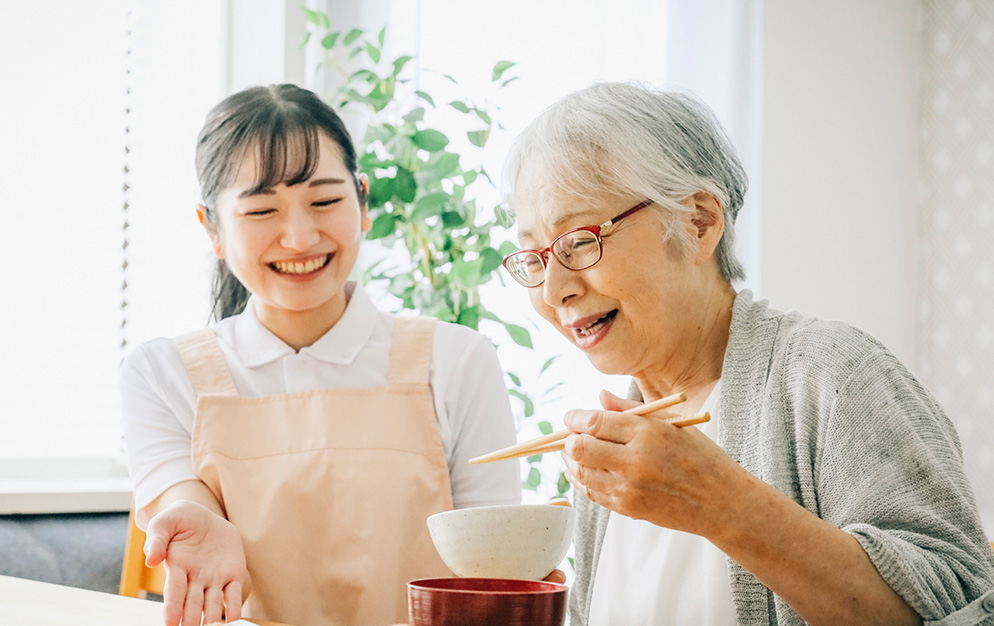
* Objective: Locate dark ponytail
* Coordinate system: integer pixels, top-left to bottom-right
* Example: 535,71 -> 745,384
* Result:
210,260 -> 251,321
194,84 -> 362,321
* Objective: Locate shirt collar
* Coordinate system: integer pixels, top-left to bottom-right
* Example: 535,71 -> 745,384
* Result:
300,281 -> 377,365
232,282 -> 377,368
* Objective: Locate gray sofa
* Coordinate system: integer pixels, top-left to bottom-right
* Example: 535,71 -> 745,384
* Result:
0,512 -> 131,594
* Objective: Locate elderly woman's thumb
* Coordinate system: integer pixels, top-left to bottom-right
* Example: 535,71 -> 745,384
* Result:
599,389 -> 641,412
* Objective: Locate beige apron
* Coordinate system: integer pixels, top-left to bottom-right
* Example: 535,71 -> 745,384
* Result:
175,317 -> 453,626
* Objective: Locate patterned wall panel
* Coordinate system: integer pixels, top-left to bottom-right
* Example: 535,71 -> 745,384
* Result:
919,0 -> 994,535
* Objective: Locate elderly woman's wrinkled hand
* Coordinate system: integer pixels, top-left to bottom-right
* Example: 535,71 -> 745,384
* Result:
561,390 -> 749,536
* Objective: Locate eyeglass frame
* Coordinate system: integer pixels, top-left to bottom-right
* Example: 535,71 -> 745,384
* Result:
501,199 -> 655,288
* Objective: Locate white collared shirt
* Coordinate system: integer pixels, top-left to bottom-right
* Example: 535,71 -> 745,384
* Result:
120,282 -> 521,518
588,380 -> 737,625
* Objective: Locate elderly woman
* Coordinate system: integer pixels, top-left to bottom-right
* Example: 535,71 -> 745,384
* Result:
501,81 -> 994,626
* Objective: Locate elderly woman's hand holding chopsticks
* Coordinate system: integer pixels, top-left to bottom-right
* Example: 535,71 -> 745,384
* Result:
561,390 -> 749,535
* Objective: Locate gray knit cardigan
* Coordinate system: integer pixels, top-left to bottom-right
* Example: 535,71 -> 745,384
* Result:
569,291 -> 994,626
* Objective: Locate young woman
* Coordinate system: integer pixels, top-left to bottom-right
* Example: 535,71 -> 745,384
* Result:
120,84 -> 520,626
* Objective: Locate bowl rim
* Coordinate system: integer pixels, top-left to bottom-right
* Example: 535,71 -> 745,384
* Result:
427,503 -> 573,522
407,577 -> 568,595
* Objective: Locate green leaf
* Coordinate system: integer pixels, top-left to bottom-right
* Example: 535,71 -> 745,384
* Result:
498,240 -> 518,256
467,129 -> 489,147
343,28 -> 363,45
388,273 -> 415,297
394,167 -> 417,203
411,193 -> 448,221
540,355 -> 559,375
462,169 -> 478,185
495,205 -> 515,228
301,8 -> 330,29
507,389 -> 535,417
368,176 -> 394,207
538,421 -> 553,435
456,305 -> 480,329
367,213 -> 396,240
507,371 -> 522,387
442,73 -> 459,84
412,129 -> 449,152
299,31 -> 312,48
472,108 -> 492,125
524,467 -> 541,491
320,32 -> 339,49
450,257 -> 482,287
505,322 -> 533,349
527,455 -> 543,464
393,55 -> 414,76
414,90 -> 436,107
448,100 -> 470,113
441,211 -> 465,228
431,152 -> 461,175
349,68 -> 379,84
492,60 -> 516,81
557,472 -> 571,495
501,76 -> 521,88
402,107 -> 425,123
479,247 -> 503,275
377,26 -> 385,46
365,42 -> 381,63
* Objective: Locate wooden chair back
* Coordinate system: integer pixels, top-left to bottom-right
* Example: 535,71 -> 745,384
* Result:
119,506 -> 166,598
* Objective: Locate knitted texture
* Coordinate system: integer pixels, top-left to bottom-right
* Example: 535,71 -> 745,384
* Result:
569,291 -> 994,625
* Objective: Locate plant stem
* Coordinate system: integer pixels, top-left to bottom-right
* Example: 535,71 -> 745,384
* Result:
412,223 -> 436,288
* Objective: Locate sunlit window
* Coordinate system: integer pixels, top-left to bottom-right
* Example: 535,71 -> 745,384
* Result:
0,0 -> 222,461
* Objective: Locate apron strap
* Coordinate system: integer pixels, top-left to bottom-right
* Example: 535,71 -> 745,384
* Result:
174,329 -> 239,397
386,317 -> 435,386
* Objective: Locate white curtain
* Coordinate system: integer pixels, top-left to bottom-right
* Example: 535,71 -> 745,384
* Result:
0,1 -> 130,460
0,0 -> 222,461
918,0 -> 994,534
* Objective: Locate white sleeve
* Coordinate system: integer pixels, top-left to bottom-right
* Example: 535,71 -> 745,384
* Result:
433,326 -> 522,509
119,340 -> 199,525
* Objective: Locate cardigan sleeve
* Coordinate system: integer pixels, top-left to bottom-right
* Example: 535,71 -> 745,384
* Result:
813,343 -> 994,623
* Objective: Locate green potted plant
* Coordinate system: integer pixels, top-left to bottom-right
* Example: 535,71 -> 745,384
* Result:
302,10 -> 568,501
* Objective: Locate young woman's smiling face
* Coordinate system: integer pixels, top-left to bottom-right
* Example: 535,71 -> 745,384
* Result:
207,132 -> 370,327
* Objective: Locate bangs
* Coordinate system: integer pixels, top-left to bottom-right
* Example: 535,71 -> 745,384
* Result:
243,114 -> 321,194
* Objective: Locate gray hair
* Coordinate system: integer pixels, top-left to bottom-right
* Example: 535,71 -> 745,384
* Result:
502,81 -> 747,283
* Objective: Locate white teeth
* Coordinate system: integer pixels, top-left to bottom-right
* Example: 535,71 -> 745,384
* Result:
575,312 -> 615,337
578,320 -> 602,337
274,256 -> 328,275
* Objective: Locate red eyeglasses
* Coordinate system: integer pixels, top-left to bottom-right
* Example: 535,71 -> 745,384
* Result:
502,199 -> 654,287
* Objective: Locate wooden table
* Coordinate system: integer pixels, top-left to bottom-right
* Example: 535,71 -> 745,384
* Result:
0,574 -> 285,626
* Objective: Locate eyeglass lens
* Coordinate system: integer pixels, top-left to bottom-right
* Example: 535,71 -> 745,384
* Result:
505,229 -> 602,287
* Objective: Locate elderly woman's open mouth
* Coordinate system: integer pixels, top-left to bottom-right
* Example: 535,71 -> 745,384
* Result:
565,309 -> 619,348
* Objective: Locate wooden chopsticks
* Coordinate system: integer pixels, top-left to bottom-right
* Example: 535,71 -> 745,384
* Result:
469,392 -> 710,465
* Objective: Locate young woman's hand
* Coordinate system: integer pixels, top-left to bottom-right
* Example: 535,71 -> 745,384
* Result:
144,500 -> 251,626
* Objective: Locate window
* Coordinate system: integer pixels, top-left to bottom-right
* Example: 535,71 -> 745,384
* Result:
0,1 -> 222,467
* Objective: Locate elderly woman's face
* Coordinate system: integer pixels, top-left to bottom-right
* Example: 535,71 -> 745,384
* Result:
513,168 -> 715,377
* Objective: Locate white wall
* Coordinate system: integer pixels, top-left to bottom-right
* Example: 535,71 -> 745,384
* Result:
758,0 -> 921,367
225,0 -> 307,92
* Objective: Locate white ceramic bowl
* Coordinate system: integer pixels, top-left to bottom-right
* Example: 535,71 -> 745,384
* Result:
426,504 -> 575,580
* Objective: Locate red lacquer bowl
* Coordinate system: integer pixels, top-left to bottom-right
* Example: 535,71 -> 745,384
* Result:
407,577 -> 568,626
